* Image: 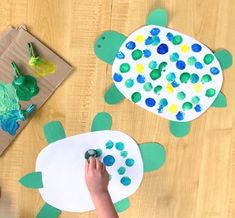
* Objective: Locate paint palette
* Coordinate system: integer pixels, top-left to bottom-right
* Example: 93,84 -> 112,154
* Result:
112,25 -> 223,122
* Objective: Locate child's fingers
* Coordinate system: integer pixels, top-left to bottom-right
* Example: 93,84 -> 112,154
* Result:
96,158 -> 103,170
89,157 -> 96,170
85,160 -> 89,173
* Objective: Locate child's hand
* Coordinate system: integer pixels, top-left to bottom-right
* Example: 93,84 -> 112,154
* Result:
85,157 -> 109,197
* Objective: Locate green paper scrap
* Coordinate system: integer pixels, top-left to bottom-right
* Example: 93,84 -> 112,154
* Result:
169,121 -> 190,138
36,203 -> 61,218
146,8 -> 168,27
19,172 -> 43,189
94,31 -> 127,65
91,112 -> 112,131
215,49 -> 233,70
104,84 -> 125,104
43,121 -> 66,144
114,198 -> 130,213
212,92 -> 227,108
139,142 -> 166,172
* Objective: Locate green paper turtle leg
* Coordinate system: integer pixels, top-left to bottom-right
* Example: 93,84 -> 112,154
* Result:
212,91 -> 227,108
214,49 -> 233,70
139,143 -> 166,172
114,198 -> 130,213
43,121 -> 66,144
36,203 -> 61,218
104,84 -> 125,104
19,172 -> 43,189
146,8 -> 168,27
94,31 -> 127,65
91,112 -> 112,131
169,121 -> 190,138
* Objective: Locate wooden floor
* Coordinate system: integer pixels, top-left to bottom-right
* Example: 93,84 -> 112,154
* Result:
0,0 -> 235,217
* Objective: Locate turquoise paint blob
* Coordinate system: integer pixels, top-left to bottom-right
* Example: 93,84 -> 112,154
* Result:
115,142 -> 125,151
148,61 -> 157,69
117,167 -> 126,175
120,151 -> 128,158
170,52 -> 179,62
177,91 -> 186,100
166,72 -> 176,82
105,140 -> 114,149
120,176 -> 131,186
125,78 -> 134,88
192,96 -> 200,104
190,73 -> 199,84
125,158 -> 135,167
187,56 -> 197,66
116,51 -> 125,59
103,155 -> 115,167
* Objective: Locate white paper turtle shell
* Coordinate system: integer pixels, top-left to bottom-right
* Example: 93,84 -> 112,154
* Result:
112,25 -> 223,122
36,130 -> 143,212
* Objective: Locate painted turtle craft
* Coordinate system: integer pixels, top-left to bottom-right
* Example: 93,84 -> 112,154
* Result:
94,8 -> 233,137
19,112 -> 166,217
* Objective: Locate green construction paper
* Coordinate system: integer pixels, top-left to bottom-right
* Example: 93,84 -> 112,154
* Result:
139,142 -> 166,172
36,203 -> 61,218
169,121 -> 190,138
19,172 -> 43,189
146,8 -> 168,27
104,84 -> 125,104
214,49 -> 233,70
94,31 -> 127,65
114,198 -> 130,213
212,91 -> 227,108
91,112 -> 112,131
43,121 -> 66,144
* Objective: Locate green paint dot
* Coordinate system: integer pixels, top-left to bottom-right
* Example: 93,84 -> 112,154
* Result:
125,78 -> 134,88
150,69 -> 161,80
187,56 -> 197,66
177,91 -> 186,100
154,85 -> 162,95
206,88 -> 216,97
158,62 -> 167,71
144,82 -> 153,91
132,49 -> 143,60
148,61 -> 157,69
173,35 -> 183,45
180,72 -> 190,83
117,167 -> 126,175
131,92 -> 141,103
120,151 -> 128,158
96,149 -> 102,157
191,96 -> 200,104
201,74 -> 212,84
203,54 -> 214,65
120,63 -> 130,73
182,102 -> 193,111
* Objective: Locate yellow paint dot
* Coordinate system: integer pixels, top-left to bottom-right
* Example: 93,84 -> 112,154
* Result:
136,35 -> 145,43
168,104 -> 178,114
136,63 -> 144,73
180,44 -> 190,53
194,83 -> 203,93
166,83 -> 174,93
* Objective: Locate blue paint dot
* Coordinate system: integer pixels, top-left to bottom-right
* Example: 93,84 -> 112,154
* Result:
105,140 -> 114,149
192,43 -> 202,52
137,75 -> 145,83
157,44 -> 169,54
120,176 -> 131,186
145,98 -> 156,107
176,60 -> 186,70
150,28 -> 160,35
143,49 -> 151,58
145,36 -> 153,45
176,111 -> 185,120
195,62 -> 204,69
159,98 -> 168,107
113,73 -> 123,82
194,104 -> 202,112
120,151 -> 128,158
117,167 -> 126,175
171,80 -> 180,87
125,158 -> 135,167
103,155 -> 115,166
210,67 -> 220,75
166,72 -> 176,82
116,51 -> 125,59
115,142 -> 125,151
166,32 -> 174,41
190,73 -> 199,84
126,41 -> 136,50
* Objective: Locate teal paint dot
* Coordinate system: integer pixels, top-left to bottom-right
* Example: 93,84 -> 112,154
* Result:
105,140 -> 114,149
204,54 -> 214,65
187,56 -> 197,66
103,155 -> 115,166
96,149 -> 102,157
205,88 -> 216,97
152,36 -> 160,46
131,92 -> 141,103
120,151 -> 128,158
125,78 -> 134,88
115,142 -> 125,151
120,63 -> 130,73
148,61 -> 157,69
143,82 -> 153,91
154,85 -> 162,95
166,72 -> 176,82
191,96 -> 200,104
177,91 -> 186,100
120,176 -> 131,186
172,35 -> 183,45
170,52 -> 179,62
117,167 -> 126,175
125,158 -> 135,167
182,102 -> 193,111
180,72 -> 190,83
201,74 -> 212,84
132,49 -> 143,60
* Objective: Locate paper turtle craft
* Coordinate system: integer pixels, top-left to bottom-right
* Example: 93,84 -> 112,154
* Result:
19,112 -> 166,217
94,8 -> 233,137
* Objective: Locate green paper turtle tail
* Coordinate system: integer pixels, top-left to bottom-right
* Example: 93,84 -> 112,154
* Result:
114,198 -> 130,213
104,84 -> 125,105
212,91 -> 227,108
214,49 -> 233,70
91,112 -> 112,131
139,142 -> 166,172
94,31 -> 127,65
169,121 -> 190,138
146,8 -> 168,27
36,203 -> 61,218
19,172 -> 43,189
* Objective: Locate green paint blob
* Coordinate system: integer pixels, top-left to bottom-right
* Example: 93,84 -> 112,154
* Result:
192,96 -> 200,104
177,91 -> 186,100
180,72 -> 190,83
201,74 -> 212,84
150,69 -> 161,80
203,54 -> 214,65
187,56 -> 197,66
182,102 -> 193,111
120,63 -> 130,73
158,62 -> 167,71
148,61 -> 157,69
117,167 -> 126,175
120,151 -> 128,158
173,35 -> 183,45
131,92 -> 141,103
96,149 -> 102,157
154,85 -> 162,95
131,49 -> 143,60
206,88 -> 216,97
125,79 -> 134,88
144,82 -> 153,91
